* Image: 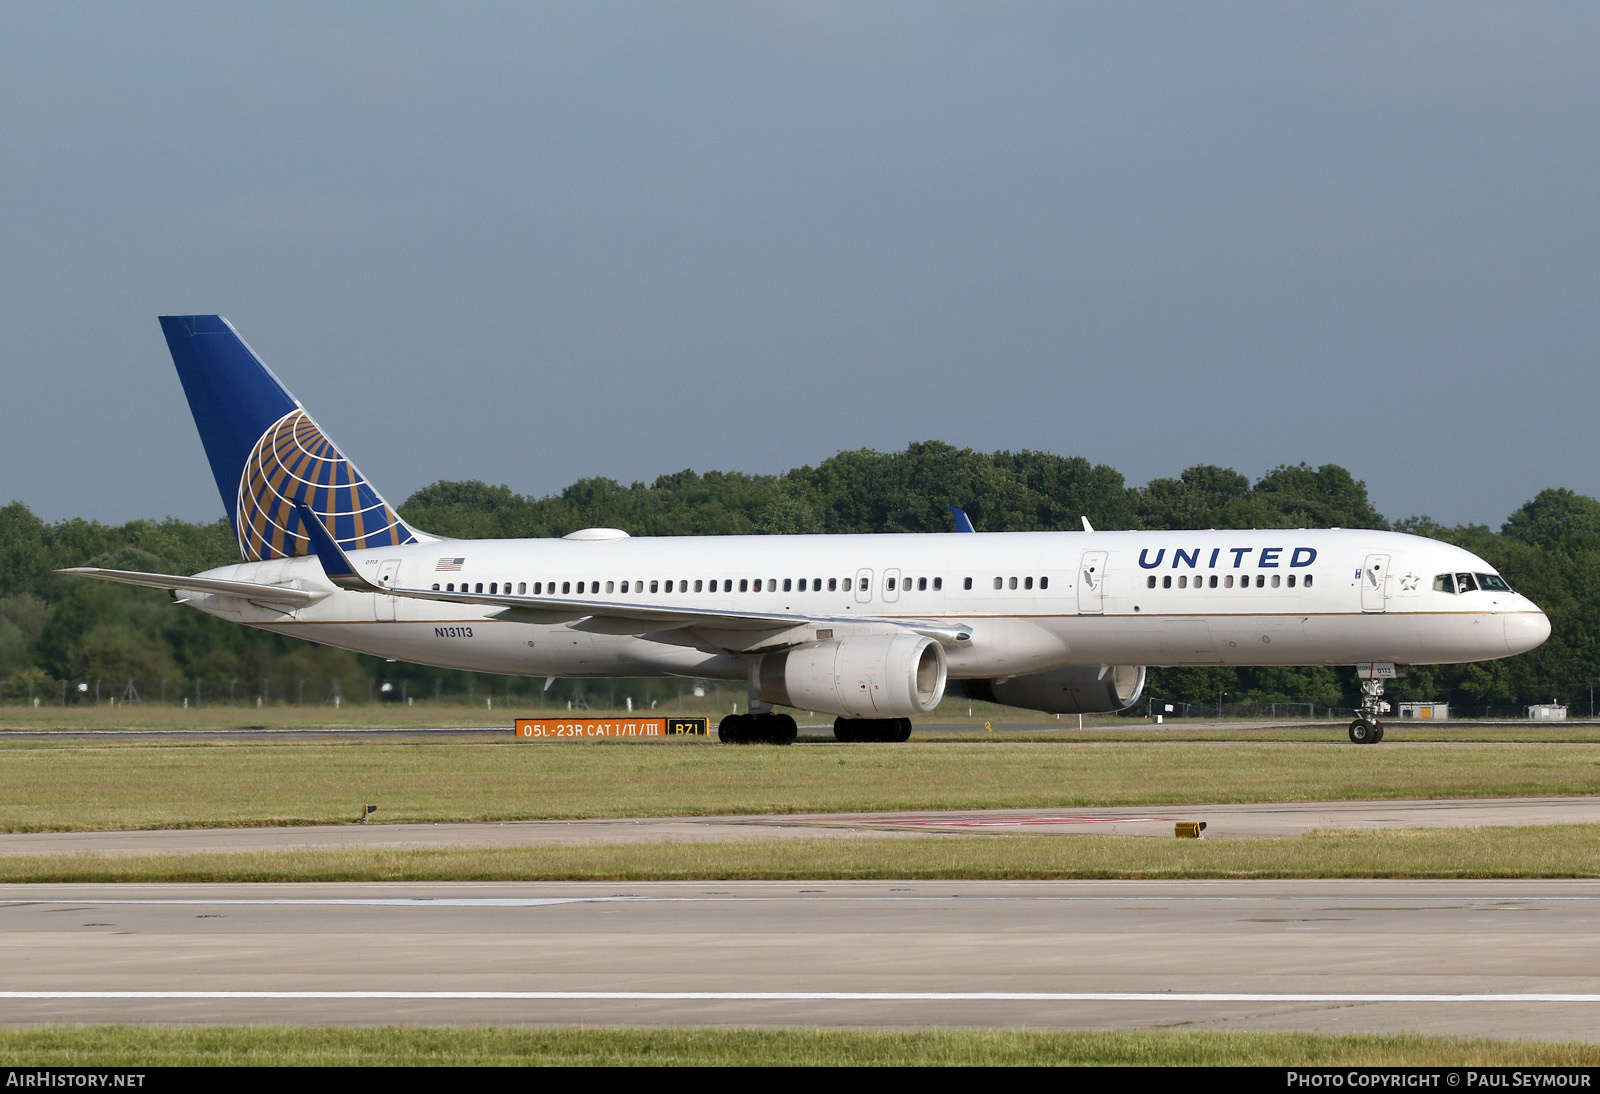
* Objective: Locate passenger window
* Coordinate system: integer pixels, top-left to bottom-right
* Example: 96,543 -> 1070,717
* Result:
490,583 -> 498,595
1162,576 -> 1172,589
1008,577 -> 1018,590
1148,576 -> 1157,589
666,580 -> 675,593
739,579 -> 749,592
828,578 -> 837,592
1177,576 -> 1187,589
843,578 -> 853,592
784,578 -> 792,592
518,582 -> 526,594
694,579 -> 702,592
1286,575 -> 1295,588
964,577 -> 972,590
769,578 -> 778,591
860,578 -> 869,592
476,583 -> 484,593
753,579 -> 762,592
1208,575 -> 1218,588
446,583 -> 454,591
651,580 -> 660,593
1271,575 -> 1280,588
993,577 -> 1002,590
533,582 -> 541,594
1305,575 -> 1314,588
561,582 -> 570,594
1256,575 -> 1265,588
887,577 -> 896,591
1224,575 -> 1233,588
934,577 -> 943,590
432,583 -> 441,591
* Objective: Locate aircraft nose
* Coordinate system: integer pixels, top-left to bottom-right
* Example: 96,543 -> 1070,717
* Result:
1504,608 -> 1552,655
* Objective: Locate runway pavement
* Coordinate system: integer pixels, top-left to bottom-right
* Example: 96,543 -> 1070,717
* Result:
3,879 -> 1599,1037
2,796 -> 1599,854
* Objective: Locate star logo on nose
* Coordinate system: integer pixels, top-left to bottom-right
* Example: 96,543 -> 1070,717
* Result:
1399,572 -> 1420,591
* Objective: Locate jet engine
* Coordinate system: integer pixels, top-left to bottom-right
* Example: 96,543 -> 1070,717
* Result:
959,665 -> 1146,715
750,634 -> 948,718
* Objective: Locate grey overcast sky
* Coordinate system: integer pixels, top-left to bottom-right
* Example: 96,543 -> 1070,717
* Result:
3,2 -> 1596,531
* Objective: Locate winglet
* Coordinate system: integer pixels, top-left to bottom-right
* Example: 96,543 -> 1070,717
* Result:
294,504 -> 371,591
1082,516 -> 1095,533
949,506 -> 976,533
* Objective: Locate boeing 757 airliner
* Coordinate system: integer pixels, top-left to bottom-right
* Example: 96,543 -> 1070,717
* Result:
61,316 -> 1550,744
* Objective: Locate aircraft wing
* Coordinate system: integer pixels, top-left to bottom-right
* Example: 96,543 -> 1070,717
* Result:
55,567 -> 327,606
380,582 -> 971,650
292,504 -> 970,652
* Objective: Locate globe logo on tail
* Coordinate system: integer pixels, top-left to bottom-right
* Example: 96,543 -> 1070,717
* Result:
235,410 -> 414,562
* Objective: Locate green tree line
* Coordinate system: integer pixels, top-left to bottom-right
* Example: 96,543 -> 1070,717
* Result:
3,441 -> 1595,715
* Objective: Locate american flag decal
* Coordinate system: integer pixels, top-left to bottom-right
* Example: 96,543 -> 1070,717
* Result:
436,558 -> 465,571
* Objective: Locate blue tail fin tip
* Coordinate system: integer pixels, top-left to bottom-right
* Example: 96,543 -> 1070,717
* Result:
159,315 -> 416,562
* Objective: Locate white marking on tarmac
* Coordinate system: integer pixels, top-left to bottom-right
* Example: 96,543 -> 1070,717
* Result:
2,991 -> 1599,1003
854,815 -> 1183,827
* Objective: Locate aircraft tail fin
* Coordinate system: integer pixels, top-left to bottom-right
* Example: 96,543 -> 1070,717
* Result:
158,315 -> 418,562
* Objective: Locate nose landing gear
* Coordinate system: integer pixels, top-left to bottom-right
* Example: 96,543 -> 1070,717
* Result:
1348,717 -> 1384,744
1348,675 -> 1391,744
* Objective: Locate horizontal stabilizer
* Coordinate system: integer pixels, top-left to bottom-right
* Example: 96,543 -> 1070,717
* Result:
56,567 -> 326,606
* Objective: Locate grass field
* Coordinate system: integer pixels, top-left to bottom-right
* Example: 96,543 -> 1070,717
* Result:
3,1026 -> 1597,1066
4,724 -> 1597,1063
1,736 -> 1598,832
3,824 -> 1599,883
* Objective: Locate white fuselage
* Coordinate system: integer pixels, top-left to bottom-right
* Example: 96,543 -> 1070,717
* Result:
180,528 -> 1550,682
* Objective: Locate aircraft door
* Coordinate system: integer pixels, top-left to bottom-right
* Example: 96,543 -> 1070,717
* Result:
375,558 -> 402,622
855,568 -> 874,604
1077,551 -> 1108,615
1360,553 -> 1389,613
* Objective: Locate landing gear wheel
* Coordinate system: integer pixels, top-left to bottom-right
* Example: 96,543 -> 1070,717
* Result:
834,717 -> 912,742
726,712 -> 796,744
768,713 -> 798,745
1348,718 -> 1381,744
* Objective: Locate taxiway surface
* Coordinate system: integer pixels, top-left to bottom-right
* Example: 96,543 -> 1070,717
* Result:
2,796 -> 1598,854
3,879 -> 1599,1037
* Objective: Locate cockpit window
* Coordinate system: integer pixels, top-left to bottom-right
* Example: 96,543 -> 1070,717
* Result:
1455,573 -> 1478,593
1476,573 -> 1512,592
1433,574 -> 1456,594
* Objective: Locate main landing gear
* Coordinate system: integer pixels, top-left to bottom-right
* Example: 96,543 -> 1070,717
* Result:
1347,676 -> 1391,744
718,711 -> 798,745
833,717 -> 913,743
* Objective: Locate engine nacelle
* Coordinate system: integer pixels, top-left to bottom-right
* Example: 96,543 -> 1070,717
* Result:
960,665 -> 1146,715
751,634 -> 948,719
